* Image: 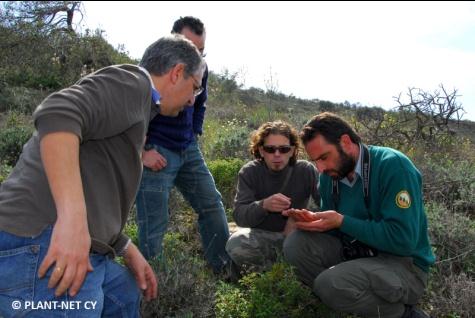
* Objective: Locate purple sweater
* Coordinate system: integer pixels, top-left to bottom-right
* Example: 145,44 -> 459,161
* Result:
146,67 -> 208,150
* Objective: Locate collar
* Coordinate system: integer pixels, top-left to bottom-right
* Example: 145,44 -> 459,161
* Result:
340,143 -> 363,187
139,66 -> 161,105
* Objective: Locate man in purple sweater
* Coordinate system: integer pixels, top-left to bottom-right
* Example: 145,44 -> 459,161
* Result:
136,17 -> 230,273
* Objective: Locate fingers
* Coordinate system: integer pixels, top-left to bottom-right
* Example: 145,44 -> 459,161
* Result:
133,264 -> 147,291
265,194 -> 291,212
155,152 -> 167,167
143,149 -> 167,171
274,193 -> 291,205
285,209 -> 315,222
274,202 -> 291,211
54,265 -> 76,296
143,265 -> 158,301
69,261 -> 94,297
151,154 -> 167,171
300,211 -> 316,222
295,220 -> 322,231
38,253 -> 55,278
38,251 -> 93,297
47,263 -> 66,289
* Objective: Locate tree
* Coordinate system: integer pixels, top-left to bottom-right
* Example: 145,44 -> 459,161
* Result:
393,85 -> 465,142
351,85 -> 465,151
1,1 -> 82,33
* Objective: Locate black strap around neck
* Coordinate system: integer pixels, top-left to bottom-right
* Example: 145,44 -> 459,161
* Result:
332,144 -> 371,210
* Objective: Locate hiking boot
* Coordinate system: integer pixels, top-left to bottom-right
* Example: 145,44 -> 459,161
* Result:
218,260 -> 242,283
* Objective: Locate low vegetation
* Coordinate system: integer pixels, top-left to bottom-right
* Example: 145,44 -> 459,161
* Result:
1,2 -> 474,317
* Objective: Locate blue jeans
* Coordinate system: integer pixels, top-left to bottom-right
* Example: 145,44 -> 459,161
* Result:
0,226 -> 141,317
136,140 -> 230,271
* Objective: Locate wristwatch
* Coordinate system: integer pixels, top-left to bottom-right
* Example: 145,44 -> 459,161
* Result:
117,238 -> 132,257
144,144 -> 154,151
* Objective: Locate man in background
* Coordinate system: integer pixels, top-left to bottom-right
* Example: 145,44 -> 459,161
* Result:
136,16 -> 230,274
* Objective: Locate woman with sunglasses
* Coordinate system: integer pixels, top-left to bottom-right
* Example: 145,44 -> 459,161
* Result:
225,120 -> 320,276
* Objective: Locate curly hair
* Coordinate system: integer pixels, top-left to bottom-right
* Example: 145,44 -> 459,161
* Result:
249,120 -> 300,165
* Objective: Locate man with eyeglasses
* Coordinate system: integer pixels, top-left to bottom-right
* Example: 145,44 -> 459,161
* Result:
0,35 -> 204,317
136,16 -> 231,274
225,121 -> 320,275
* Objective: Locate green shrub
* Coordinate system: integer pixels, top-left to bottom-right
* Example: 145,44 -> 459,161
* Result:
426,202 -> 475,276
215,282 -> 251,318
208,158 -> 245,211
0,85 -> 50,113
215,262 -> 344,318
201,118 -> 251,161
141,232 -> 217,317
0,162 -> 12,183
424,202 -> 475,317
123,221 -> 138,246
425,272 -> 475,318
0,112 -> 33,166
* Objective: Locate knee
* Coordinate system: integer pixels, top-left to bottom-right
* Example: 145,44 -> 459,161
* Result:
313,269 -> 358,310
282,230 -> 306,266
314,270 -> 338,305
225,235 -> 238,257
225,235 -> 250,266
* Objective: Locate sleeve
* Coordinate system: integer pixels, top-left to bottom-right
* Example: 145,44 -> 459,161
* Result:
340,167 -> 423,256
193,66 -> 208,135
112,232 -> 131,257
34,66 -> 151,143
232,166 -> 269,227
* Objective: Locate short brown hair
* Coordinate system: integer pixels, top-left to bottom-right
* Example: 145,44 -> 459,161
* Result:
300,112 -> 361,146
249,120 -> 300,165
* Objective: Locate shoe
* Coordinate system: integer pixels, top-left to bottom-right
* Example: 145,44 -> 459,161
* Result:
217,260 -> 242,283
402,305 -> 430,318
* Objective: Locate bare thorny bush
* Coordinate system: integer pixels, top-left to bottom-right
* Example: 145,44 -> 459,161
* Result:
353,84 -> 465,150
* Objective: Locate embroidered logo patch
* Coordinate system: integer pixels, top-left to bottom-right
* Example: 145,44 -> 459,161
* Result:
396,190 -> 411,209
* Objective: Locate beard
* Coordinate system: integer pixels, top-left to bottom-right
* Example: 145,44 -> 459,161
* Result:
333,144 -> 356,180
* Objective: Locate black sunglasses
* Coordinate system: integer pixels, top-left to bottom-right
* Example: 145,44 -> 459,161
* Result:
262,145 -> 293,154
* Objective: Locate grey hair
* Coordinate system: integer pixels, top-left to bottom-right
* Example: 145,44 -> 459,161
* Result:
139,34 -> 204,77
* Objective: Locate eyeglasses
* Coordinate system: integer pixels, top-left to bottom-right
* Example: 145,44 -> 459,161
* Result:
191,75 -> 204,97
262,145 -> 293,154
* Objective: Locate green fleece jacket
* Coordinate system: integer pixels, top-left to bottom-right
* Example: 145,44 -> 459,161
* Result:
320,145 -> 435,272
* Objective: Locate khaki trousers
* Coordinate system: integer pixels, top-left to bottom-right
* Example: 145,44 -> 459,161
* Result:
226,227 -> 285,272
283,231 -> 427,318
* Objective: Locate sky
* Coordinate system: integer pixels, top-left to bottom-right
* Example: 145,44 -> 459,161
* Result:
80,1 -> 475,121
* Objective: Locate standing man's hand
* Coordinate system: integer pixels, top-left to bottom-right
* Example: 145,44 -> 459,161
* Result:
124,243 -> 158,301
142,148 -> 167,171
37,131 -> 93,297
38,217 -> 93,297
262,193 -> 291,212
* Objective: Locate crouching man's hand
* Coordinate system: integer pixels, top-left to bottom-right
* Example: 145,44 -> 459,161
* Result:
283,209 -> 343,232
